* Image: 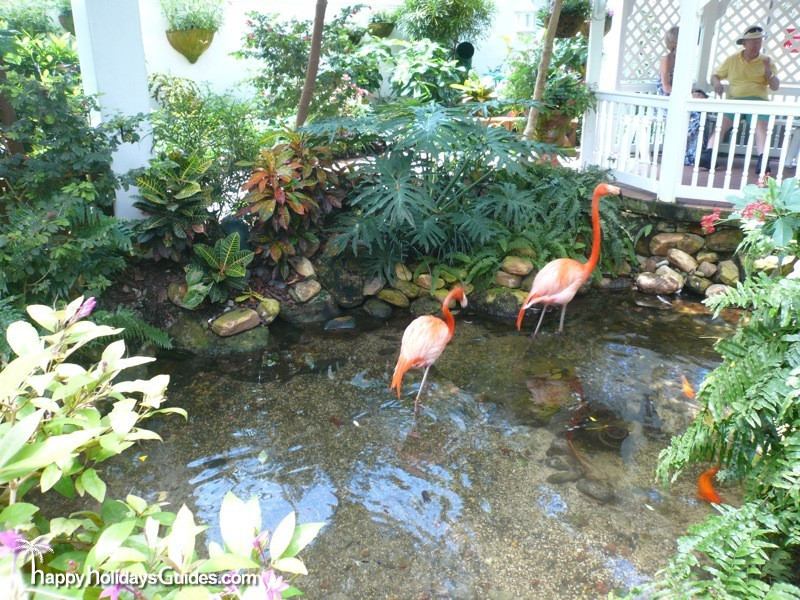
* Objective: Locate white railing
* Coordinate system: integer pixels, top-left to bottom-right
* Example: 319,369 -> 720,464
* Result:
587,91 -> 800,202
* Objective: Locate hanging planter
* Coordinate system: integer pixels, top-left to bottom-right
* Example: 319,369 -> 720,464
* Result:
548,12 -> 586,39
59,10 -> 75,35
367,21 -> 395,38
166,29 -> 215,64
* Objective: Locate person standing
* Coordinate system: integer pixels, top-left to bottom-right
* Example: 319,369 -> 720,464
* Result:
699,25 -> 781,174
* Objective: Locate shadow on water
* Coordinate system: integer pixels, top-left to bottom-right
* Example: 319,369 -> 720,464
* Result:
58,291 -> 736,598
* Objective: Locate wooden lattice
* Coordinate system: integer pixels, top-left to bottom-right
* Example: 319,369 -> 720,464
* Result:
707,2 -> 800,89
618,0 -> 680,88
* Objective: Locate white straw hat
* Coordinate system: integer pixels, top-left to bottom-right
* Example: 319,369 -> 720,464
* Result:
737,25 -> 765,45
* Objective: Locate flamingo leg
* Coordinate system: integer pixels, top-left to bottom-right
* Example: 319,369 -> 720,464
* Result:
558,304 -> 568,333
532,306 -> 547,338
414,366 -> 432,416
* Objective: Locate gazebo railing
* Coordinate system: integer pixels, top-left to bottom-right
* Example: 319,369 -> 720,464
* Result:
587,91 -> 800,202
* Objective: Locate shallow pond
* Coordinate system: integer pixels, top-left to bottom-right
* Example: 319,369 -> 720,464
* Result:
99,292 -> 735,599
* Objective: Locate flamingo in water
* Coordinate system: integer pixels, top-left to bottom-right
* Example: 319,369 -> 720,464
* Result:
517,182 -> 621,337
390,286 -> 468,415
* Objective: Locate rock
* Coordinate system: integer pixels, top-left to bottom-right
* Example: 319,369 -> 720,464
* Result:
170,313 -> 270,356
634,294 -> 673,310
616,261 -> 632,276
705,283 -> 730,298
641,256 -> 668,273
666,248 -> 698,273
472,288 -> 522,319
575,479 -> 615,503
440,271 -> 458,283
705,228 -> 743,252
753,255 -> 796,276
415,274 -> 445,290
364,298 -> 392,320
167,280 -> 196,310
547,471 -> 584,484
598,277 -> 633,291
494,270 -> 521,288
279,290 -> 340,326
635,236 -> 651,256
377,288 -> 410,308
459,282 -> 475,295
410,297 -> 442,317
655,220 -> 676,232
392,280 -> 420,299
501,256 -> 534,276
649,232 -> 705,256
289,279 -> 322,303
363,276 -> 384,296
432,288 -> 453,306
316,255 -> 365,308
546,438 -> 570,456
696,250 -> 719,263
685,274 -> 711,295
656,265 -> 685,289
715,260 -> 740,286
256,298 -> 281,324
635,272 -> 680,295
544,456 -> 572,471
520,272 -> 537,291
211,308 -> 261,337
288,256 -> 315,278
696,261 -> 717,278
324,316 -> 356,330
395,263 -> 412,281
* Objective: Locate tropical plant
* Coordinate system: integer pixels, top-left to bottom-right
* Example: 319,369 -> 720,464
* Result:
303,104 -> 596,281
0,297 -> 322,599
236,132 -> 346,278
236,5 -> 390,121
396,0 -> 496,51
159,0 -> 224,32
451,71 -> 498,104
388,39 -> 466,104
183,233 -> 255,307
132,152 -> 215,262
370,7 -> 399,23
148,74 -> 270,207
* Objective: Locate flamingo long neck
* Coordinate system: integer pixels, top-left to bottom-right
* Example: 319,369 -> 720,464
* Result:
583,188 -> 603,276
442,289 -> 459,337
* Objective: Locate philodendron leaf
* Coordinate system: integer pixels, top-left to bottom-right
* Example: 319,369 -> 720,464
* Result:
219,492 -> 261,557
282,522 -> 325,558
0,409 -> 45,471
79,468 -> 107,503
84,519 -> 136,571
272,556 -> 308,575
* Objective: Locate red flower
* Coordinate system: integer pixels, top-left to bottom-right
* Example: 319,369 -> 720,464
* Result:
740,201 -> 773,221
700,208 -> 722,233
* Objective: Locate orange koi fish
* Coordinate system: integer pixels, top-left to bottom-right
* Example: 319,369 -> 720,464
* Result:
680,374 -> 695,399
697,466 -> 723,504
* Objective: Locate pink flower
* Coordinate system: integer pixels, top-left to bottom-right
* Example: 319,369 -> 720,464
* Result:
75,297 -> 96,320
99,585 -> 124,600
0,530 -> 26,558
739,201 -> 773,221
261,569 -> 289,600
700,208 -> 722,233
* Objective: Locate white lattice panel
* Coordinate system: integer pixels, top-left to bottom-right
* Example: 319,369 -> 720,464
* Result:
709,0 -> 800,89
618,0 -> 680,87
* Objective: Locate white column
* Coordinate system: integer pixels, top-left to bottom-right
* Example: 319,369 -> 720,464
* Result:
580,0 -> 607,167
657,0 -> 702,202
72,0 -> 152,220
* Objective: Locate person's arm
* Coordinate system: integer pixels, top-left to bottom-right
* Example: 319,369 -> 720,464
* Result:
659,54 -> 674,94
763,56 -> 780,91
711,56 -> 730,95
710,74 -> 724,95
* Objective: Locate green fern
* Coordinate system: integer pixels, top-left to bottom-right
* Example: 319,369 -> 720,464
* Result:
92,308 -> 173,349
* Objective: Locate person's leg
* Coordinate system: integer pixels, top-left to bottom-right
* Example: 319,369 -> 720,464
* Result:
754,119 -> 771,174
700,116 -> 732,169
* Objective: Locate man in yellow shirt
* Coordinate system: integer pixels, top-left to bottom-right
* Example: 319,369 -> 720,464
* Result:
699,25 -> 781,174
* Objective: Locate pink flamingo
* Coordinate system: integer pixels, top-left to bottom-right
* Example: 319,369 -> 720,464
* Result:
390,287 -> 468,415
517,183 -> 621,337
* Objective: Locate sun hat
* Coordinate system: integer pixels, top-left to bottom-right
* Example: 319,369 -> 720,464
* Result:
737,25 -> 765,45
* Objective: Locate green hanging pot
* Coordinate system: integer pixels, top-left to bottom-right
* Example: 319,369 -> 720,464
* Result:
367,21 -> 395,37
59,11 -> 75,35
166,29 -> 215,64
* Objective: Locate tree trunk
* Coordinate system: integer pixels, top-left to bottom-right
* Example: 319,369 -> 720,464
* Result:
296,0 -> 327,129
522,0 -> 563,141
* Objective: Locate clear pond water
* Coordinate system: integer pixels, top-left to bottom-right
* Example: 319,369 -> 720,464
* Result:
95,292 -> 735,599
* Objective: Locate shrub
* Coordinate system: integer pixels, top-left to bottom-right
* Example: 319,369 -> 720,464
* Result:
236,5 -> 390,121
396,0 -> 496,51
237,131 -> 346,278
0,297 -> 322,599
0,0 -> 58,35
148,73 -> 270,207
183,232 -> 254,307
388,39 -> 466,104
132,151 -> 215,262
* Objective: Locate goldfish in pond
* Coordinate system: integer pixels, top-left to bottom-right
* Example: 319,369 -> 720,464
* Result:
680,374 -> 695,399
697,466 -> 723,504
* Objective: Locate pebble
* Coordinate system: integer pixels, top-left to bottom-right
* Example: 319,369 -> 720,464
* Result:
576,479 -> 616,503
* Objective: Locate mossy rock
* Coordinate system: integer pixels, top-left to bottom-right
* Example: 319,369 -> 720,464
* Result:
472,287 -> 523,319
169,313 -> 270,356
279,290 -> 340,326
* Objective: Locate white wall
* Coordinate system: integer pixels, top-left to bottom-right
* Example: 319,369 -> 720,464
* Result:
135,0 -> 543,98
